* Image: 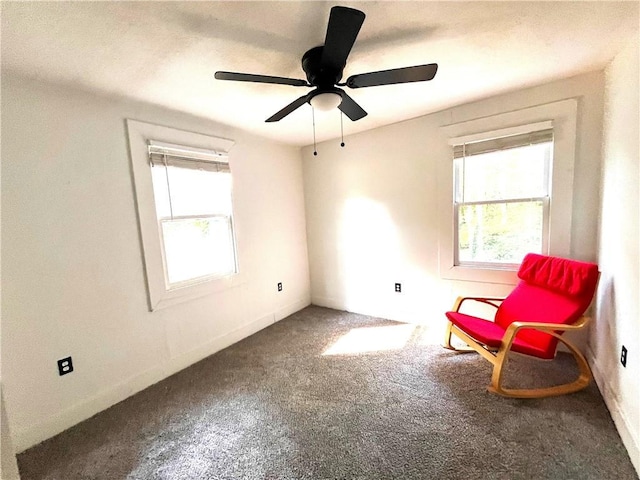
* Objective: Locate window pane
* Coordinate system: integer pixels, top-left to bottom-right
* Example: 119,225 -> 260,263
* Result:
161,217 -> 236,285
458,201 -> 544,264
152,165 -> 232,218
458,142 -> 551,202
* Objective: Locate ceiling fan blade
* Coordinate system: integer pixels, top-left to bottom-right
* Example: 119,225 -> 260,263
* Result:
265,94 -> 310,122
215,71 -> 309,87
338,91 -> 367,121
346,63 -> 438,88
321,6 -> 366,72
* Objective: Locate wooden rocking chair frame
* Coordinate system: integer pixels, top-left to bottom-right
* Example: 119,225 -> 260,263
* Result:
444,296 -> 593,399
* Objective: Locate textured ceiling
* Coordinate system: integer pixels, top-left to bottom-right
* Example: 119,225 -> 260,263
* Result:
2,1 -> 638,147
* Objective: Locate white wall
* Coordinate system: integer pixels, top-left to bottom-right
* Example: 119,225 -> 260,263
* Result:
303,71 -> 604,332
1,74 -> 310,452
1,388 -> 20,479
591,36 -> 640,473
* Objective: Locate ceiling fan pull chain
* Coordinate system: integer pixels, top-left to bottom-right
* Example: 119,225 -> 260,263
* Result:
340,111 -> 345,147
312,107 -> 318,156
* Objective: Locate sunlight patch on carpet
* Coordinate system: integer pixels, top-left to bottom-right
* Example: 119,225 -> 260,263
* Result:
322,324 -> 415,356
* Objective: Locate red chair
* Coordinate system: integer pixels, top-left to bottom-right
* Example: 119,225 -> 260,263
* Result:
444,253 -> 599,398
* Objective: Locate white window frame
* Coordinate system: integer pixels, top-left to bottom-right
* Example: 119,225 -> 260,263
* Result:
148,140 -> 238,289
453,123 -> 553,269
127,119 -> 242,311
438,99 -> 577,284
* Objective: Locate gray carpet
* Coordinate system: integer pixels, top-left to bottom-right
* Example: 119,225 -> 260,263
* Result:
17,306 -> 638,479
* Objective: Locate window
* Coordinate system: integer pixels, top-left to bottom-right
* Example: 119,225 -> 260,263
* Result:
453,129 -> 553,268
148,141 -> 237,288
438,99 -> 578,284
127,120 -> 239,311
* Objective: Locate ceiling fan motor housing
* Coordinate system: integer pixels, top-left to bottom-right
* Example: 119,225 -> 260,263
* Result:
302,46 -> 343,88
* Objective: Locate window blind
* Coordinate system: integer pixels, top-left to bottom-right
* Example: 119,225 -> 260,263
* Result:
148,140 -> 230,173
453,128 -> 553,159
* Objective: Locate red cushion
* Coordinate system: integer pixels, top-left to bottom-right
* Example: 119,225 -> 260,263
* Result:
518,253 -> 599,298
494,284 -> 578,358
446,311 -> 551,358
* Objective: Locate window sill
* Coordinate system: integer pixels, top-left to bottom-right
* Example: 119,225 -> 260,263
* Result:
439,264 -> 518,285
151,272 -> 246,311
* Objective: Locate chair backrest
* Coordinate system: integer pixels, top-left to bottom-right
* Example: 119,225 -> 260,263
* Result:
495,253 -> 599,359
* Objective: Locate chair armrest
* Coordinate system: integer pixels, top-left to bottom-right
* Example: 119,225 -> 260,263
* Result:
452,296 -> 505,312
501,316 -> 590,345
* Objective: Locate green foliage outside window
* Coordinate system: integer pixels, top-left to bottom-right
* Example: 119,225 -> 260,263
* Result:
458,201 -> 543,264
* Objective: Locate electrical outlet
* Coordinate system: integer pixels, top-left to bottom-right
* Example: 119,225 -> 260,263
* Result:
57,356 -> 73,376
277,282 -> 282,292
621,346 -> 627,367
395,283 -> 401,293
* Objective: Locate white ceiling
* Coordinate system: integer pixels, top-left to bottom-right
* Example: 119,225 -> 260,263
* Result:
2,1 -> 638,147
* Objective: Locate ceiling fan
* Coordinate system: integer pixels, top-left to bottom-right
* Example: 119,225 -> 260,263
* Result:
215,6 -> 438,123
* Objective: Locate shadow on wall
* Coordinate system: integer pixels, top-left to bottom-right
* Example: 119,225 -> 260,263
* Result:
592,275 -> 618,373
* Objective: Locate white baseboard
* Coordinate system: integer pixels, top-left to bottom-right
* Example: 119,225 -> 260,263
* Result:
14,302 -> 308,453
310,296 -> 400,322
166,313 -> 275,376
310,295 -> 344,311
587,348 -> 640,476
15,363 -> 165,453
275,298 -> 311,322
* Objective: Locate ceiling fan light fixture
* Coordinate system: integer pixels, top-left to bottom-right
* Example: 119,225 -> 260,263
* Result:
309,92 -> 342,111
